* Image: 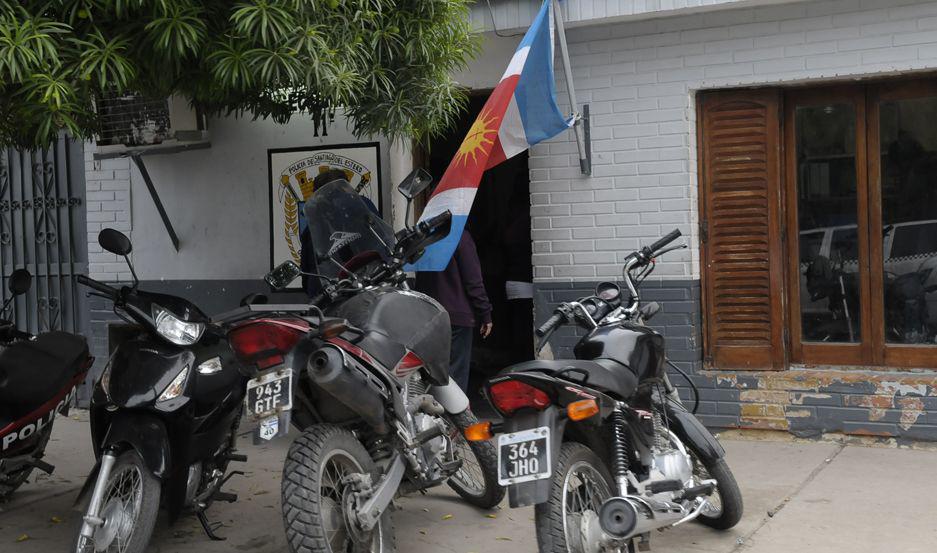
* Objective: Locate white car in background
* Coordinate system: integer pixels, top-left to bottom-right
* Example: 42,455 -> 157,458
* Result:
799,219 -> 937,325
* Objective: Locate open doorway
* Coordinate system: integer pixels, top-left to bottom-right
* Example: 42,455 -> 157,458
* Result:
424,92 -> 534,403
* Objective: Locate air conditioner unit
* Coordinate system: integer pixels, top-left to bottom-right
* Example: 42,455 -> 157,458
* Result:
94,93 -> 210,159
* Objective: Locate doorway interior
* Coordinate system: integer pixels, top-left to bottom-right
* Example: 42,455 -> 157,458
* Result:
423,92 -> 534,402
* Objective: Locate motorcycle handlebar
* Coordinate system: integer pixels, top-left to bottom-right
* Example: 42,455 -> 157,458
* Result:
647,228 -> 682,256
418,211 -> 451,236
76,274 -> 119,299
536,311 -> 566,337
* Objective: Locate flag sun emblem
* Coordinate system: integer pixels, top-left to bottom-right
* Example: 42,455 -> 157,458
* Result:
454,108 -> 499,166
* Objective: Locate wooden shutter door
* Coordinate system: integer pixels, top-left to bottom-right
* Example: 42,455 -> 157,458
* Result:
699,89 -> 785,370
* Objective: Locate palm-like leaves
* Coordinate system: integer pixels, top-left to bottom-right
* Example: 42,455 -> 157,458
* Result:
0,0 -> 480,148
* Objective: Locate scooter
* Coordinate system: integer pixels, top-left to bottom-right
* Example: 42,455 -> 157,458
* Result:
0,268 -> 92,500
73,229 -> 280,553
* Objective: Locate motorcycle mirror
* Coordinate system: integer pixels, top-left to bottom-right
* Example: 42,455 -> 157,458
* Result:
265,261 -> 302,291
8,268 -> 31,296
98,228 -> 132,256
396,168 -> 433,200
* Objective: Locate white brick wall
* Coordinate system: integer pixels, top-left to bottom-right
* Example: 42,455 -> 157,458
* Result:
84,142 -> 133,281
529,0 -> 937,281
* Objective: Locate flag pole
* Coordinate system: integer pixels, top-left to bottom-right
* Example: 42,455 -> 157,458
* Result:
552,0 -> 590,175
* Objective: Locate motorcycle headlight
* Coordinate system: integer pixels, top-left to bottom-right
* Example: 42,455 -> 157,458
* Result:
153,306 -> 205,346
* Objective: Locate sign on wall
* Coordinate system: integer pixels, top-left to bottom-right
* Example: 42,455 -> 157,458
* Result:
268,143 -> 382,270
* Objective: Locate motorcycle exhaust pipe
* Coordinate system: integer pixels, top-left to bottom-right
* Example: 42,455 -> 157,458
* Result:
307,345 -> 389,434
595,495 -> 689,541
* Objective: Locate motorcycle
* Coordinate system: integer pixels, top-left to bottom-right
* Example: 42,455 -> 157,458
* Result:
885,265 -> 937,344
263,171 -> 503,553
0,269 -> 92,500
73,229 -> 285,552
466,229 -> 743,553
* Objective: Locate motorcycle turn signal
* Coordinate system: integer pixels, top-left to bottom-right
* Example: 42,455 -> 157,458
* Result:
567,399 -> 600,421
464,421 -> 496,442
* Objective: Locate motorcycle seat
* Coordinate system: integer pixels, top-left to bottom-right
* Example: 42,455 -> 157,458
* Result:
503,358 -> 637,400
0,331 -> 89,421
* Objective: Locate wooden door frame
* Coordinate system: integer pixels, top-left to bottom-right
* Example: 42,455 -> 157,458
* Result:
867,78 -> 937,368
783,85 -> 873,367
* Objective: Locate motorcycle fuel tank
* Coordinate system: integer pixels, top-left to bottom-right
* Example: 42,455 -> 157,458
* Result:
574,323 -> 665,385
329,286 -> 452,386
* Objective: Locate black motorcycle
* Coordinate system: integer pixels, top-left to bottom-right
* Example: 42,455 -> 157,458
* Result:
73,229 -> 273,552
467,230 -> 743,553
262,172 -> 503,553
0,269 -> 91,500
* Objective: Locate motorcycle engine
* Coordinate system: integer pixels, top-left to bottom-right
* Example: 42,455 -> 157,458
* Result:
651,448 -> 693,486
413,413 -> 446,461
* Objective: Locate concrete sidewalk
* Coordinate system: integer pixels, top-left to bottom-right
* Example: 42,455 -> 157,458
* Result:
1,413 -> 935,552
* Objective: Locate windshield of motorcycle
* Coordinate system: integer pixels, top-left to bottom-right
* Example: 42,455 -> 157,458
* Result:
303,180 -> 395,279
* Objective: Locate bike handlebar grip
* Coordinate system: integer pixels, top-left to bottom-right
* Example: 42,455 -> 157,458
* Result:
76,274 -> 117,297
419,210 -> 452,235
536,311 -> 565,337
648,228 -> 682,254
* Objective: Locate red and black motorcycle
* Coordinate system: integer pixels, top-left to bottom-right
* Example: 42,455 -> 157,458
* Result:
0,268 -> 92,500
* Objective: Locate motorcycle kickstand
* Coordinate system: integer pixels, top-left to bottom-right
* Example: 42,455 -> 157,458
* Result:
196,511 -> 226,541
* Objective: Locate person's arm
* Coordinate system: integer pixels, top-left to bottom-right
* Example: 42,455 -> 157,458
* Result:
455,233 -> 492,335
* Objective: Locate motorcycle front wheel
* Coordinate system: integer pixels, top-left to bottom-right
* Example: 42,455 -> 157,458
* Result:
445,410 -> 505,509
690,452 -> 743,530
535,442 -> 616,553
73,450 -> 160,553
282,424 -> 396,553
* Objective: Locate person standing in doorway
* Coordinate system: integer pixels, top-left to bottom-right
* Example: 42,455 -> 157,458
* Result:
416,230 -> 492,392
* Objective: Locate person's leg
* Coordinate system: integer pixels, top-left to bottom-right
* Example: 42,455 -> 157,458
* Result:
449,325 -> 474,392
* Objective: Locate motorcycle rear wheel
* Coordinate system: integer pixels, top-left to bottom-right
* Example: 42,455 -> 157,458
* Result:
445,410 -> 505,509
535,442 -> 616,553
282,424 -> 396,553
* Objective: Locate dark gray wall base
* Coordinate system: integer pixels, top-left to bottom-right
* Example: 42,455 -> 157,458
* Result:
533,280 -> 937,442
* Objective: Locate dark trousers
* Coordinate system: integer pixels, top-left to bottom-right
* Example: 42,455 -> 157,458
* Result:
449,325 -> 474,392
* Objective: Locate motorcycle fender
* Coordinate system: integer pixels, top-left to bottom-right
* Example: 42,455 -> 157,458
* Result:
504,406 -> 566,509
429,378 -> 470,414
103,413 -> 171,478
664,398 -> 725,464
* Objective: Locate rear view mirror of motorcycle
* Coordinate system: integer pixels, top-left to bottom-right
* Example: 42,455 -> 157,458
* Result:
265,261 -> 302,291
397,167 -> 433,200
8,268 -> 31,296
99,228 -> 132,256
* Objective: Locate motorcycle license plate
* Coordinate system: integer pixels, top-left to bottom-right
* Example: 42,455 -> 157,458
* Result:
245,369 -> 293,419
497,427 -> 551,486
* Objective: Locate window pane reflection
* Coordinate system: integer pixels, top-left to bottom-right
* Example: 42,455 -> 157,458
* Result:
880,97 -> 937,345
796,104 -> 861,342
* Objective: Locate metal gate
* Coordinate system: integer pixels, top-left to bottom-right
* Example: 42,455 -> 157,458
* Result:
0,137 -> 87,335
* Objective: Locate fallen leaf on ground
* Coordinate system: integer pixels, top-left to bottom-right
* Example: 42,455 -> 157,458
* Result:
51,516 -> 62,523
16,534 -> 29,542
485,514 -> 497,519
496,537 -> 512,541
442,514 -> 453,520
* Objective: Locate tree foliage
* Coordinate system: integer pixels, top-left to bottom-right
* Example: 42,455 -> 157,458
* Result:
0,0 -> 480,149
